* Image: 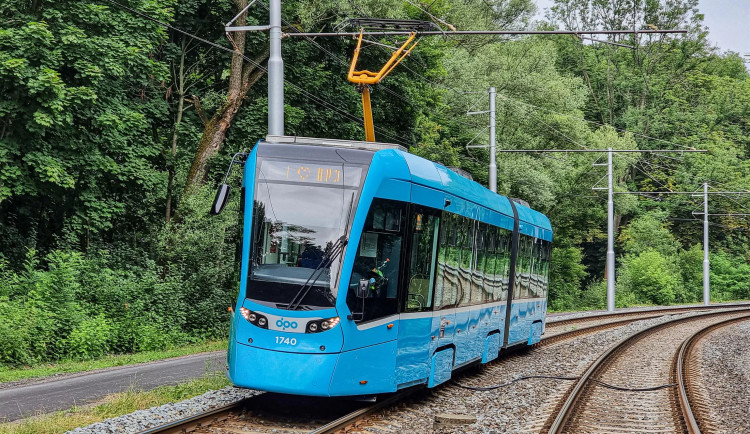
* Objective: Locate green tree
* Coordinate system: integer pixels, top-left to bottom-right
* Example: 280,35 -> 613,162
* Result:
548,246 -> 588,311
618,249 -> 681,305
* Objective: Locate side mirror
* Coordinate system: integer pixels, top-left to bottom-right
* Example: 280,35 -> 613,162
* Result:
356,279 -> 370,298
210,183 -> 231,215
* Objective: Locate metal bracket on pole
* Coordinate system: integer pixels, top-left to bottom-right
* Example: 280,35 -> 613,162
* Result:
465,87 -> 496,192
225,0 -> 284,136
225,25 -> 271,31
225,0 -> 259,28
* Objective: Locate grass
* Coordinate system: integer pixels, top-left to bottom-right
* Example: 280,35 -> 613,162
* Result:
0,340 -> 227,384
0,372 -> 231,434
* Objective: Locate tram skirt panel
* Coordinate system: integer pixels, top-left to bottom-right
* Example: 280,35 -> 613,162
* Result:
428,347 -> 455,387
482,333 -> 501,363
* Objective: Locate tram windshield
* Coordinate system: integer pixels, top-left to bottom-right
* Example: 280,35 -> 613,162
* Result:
248,158 -> 363,310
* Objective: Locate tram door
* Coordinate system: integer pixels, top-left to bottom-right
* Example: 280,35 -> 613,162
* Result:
396,210 -> 440,387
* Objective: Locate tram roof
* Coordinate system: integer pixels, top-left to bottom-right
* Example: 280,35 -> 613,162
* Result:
259,136 -> 551,232
265,135 -> 407,152
398,151 -> 552,232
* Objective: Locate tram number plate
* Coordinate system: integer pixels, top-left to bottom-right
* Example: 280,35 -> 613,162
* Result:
275,336 -> 297,346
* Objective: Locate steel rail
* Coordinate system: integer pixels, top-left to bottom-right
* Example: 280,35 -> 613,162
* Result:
138,398 -> 251,434
546,302 -> 750,328
539,314 -> 666,346
547,307 -> 750,433
310,390 -> 414,434
676,314 -> 750,434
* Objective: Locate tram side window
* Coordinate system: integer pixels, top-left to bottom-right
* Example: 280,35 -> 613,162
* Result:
496,227 -> 511,301
514,235 -> 526,299
530,239 -> 541,298
436,213 -> 459,309
474,224 -> 489,303
433,219 -> 446,309
524,236 -> 534,299
458,217 -> 473,306
483,225 -> 497,301
405,211 -> 440,312
542,240 -> 551,298
346,199 -> 405,323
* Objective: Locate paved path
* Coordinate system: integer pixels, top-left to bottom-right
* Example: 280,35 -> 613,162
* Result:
0,351 -> 225,422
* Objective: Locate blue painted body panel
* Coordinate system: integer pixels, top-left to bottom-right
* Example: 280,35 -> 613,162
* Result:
228,141 -> 551,397
330,340 -> 398,395
230,342 -> 339,396
395,315 -> 434,387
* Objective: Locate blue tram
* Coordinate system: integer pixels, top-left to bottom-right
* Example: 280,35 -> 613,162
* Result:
221,135 -> 552,397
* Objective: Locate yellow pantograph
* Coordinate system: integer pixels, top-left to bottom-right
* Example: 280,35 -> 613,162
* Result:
348,30 -> 418,142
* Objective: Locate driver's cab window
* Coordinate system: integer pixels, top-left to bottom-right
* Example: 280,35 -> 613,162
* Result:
346,198 -> 405,323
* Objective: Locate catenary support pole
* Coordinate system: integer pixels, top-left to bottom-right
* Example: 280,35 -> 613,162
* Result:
489,87 -> 497,193
268,0 -> 284,135
703,182 -> 710,305
607,148 -> 615,312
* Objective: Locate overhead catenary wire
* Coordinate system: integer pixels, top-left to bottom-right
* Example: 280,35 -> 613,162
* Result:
101,0 -> 415,147
259,0 -> 487,133
495,93 -> 700,151
613,152 -> 673,191
283,29 -> 687,37
344,2 -> 490,130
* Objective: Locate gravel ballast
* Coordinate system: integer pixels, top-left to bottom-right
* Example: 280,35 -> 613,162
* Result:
361,311 -> 713,433
66,387 -> 260,434
695,320 -> 750,434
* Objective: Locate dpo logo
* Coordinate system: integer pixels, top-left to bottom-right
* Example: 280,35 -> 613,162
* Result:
275,318 -> 298,330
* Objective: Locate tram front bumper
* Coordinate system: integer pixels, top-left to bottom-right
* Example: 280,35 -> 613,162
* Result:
229,342 -> 339,396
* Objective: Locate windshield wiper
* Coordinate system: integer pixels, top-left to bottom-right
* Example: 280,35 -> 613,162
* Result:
287,235 -> 348,311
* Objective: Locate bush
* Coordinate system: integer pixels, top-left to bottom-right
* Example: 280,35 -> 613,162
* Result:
158,185 -> 240,338
135,322 -> 191,352
0,299 -> 34,365
617,250 -> 681,305
710,252 -> 750,301
678,245 -> 703,303
548,246 -> 588,311
67,315 -> 113,360
581,279 -> 607,309
619,213 -> 680,257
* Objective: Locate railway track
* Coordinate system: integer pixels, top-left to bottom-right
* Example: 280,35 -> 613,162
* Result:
138,304 -> 750,434
545,302 -> 750,331
545,307 -> 750,434
138,390 -> 414,434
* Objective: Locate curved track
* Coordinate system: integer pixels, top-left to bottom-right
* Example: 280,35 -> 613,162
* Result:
137,305 -> 750,434
546,308 -> 750,434
545,302 -> 750,331
675,315 -> 750,434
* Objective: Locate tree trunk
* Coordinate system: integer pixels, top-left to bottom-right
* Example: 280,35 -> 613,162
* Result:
182,0 -> 270,194
166,37 -> 187,222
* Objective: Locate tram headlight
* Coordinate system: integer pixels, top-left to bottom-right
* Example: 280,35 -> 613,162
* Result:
240,307 -> 252,321
306,316 -> 340,333
239,307 -> 268,329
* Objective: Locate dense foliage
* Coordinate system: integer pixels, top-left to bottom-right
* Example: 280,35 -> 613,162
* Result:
1,0 -> 748,365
